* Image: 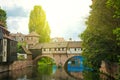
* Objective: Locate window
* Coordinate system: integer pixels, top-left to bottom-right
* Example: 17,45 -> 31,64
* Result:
43,49 -> 46,51
58,48 -> 60,51
62,48 -> 64,51
74,48 -> 76,51
49,48 -> 51,51
54,48 -> 56,51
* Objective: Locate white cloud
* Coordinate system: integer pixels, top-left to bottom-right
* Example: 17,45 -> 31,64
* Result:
7,17 -> 29,34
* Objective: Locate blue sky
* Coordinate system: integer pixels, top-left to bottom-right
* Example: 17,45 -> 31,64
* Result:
0,0 -> 92,41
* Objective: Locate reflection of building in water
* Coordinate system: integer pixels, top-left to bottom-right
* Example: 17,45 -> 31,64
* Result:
67,56 -> 84,72
52,68 -> 81,80
70,57 -> 81,65
0,71 -> 9,80
9,67 -> 33,80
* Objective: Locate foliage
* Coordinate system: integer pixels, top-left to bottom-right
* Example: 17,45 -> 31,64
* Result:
29,5 -> 51,43
80,0 -> 120,69
113,28 -> 120,46
17,55 -> 26,60
37,65 -> 53,75
17,42 -> 26,53
83,71 -> 100,80
38,57 -> 54,65
107,0 -> 120,79
107,0 -> 120,18
0,8 -> 7,27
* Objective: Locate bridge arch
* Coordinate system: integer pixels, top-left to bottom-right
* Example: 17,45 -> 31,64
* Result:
34,55 -> 56,65
34,54 -> 81,67
64,55 -> 83,67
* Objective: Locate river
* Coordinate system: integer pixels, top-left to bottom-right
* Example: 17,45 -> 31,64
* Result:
0,64 -> 115,80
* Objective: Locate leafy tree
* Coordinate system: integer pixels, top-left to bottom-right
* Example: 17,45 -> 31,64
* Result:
113,28 -> 120,46
107,0 -> 120,46
107,0 -> 120,18
80,0 -> 120,69
0,8 -> 7,27
107,0 -> 120,79
29,5 -> 51,43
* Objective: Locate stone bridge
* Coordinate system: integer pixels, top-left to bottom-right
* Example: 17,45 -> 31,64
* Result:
34,53 -> 80,67
30,41 -> 82,67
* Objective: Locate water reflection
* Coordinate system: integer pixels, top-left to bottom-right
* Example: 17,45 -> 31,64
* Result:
65,56 -> 115,80
35,64 -> 76,80
0,65 -> 115,80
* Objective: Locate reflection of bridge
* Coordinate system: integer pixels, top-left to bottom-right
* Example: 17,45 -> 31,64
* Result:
29,41 -> 82,66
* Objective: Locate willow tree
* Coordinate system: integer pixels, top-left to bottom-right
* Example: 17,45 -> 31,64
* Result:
80,0 -> 120,69
29,5 -> 51,43
0,8 -> 7,27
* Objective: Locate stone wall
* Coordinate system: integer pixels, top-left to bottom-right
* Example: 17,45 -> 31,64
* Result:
9,60 -> 33,70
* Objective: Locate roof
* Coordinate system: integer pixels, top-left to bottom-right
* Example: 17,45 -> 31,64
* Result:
4,34 -> 12,40
31,42 -> 68,49
31,41 -> 82,49
31,43 -> 43,49
51,37 -> 65,42
42,42 -> 68,48
26,31 -> 39,37
0,25 -> 10,33
10,32 -> 25,37
22,46 -> 32,54
67,41 -> 82,48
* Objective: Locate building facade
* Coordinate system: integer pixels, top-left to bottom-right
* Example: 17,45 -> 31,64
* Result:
10,32 -> 25,42
0,24 -> 17,63
25,31 -> 39,48
32,41 -> 82,54
10,31 -> 40,49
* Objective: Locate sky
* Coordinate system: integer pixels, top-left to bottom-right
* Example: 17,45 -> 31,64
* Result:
0,0 -> 92,41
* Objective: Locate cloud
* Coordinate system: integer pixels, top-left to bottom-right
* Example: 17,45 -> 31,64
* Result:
6,6 -> 28,17
0,0 -> 92,41
7,17 -> 29,34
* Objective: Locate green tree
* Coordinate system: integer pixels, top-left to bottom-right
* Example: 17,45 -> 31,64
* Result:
0,8 -> 7,27
107,0 -> 120,79
29,5 -> 51,43
107,0 -> 120,18
80,0 -> 120,69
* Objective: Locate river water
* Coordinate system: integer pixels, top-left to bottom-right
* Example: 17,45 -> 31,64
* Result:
0,64 -> 115,80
